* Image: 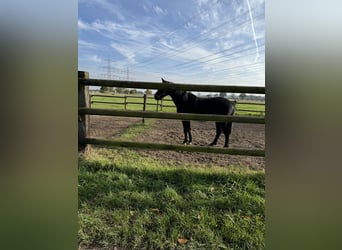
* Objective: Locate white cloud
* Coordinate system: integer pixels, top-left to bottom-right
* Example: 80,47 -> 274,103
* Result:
78,19 -> 158,42
78,19 -> 91,30
153,5 -> 167,15
111,43 -> 136,64
79,53 -> 102,63
78,40 -> 99,50
90,55 -> 102,63
81,0 -> 126,21
196,0 -> 222,26
180,46 -> 212,61
197,0 -> 210,6
232,0 -> 246,16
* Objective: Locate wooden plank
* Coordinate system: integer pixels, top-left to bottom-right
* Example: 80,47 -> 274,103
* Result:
91,101 -> 124,105
237,101 -> 265,106
142,94 -> 147,123
90,94 -> 125,98
237,109 -> 265,112
78,71 -> 90,152
79,78 -> 265,94
81,138 -> 265,157
78,108 -> 265,124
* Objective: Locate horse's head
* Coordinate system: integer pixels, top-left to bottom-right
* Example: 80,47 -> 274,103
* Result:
154,78 -> 172,100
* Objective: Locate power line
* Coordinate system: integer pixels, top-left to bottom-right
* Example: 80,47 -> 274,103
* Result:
132,7 -> 262,68
193,44 -> 265,69
134,14 -> 264,71
126,0 -> 220,65
204,60 -> 265,76
167,40 -> 265,71
181,54 -> 265,77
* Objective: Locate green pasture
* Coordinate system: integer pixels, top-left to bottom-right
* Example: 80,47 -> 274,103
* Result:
90,93 -> 176,112
89,93 -> 265,116
78,120 -> 265,249
235,103 -> 265,116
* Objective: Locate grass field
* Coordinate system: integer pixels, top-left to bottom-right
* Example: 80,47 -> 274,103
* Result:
89,93 -> 265,116
90,94 -> 176,112
78,121 -> 265,249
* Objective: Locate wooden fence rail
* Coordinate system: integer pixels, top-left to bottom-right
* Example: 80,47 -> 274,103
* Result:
78,71 -> 265,157
80,78 -> 265,94
80,138 -> 265,157
79,108 -> 265,124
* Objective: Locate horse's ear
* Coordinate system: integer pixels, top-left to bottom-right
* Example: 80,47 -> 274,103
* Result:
161,78 -> 173,84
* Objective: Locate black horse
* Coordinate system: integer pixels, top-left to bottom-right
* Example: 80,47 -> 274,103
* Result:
154,78 -> 236,147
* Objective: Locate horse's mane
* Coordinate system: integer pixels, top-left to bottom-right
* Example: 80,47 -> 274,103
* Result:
186,92 -> 197,102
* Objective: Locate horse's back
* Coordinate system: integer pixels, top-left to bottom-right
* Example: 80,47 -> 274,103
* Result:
176,93 -> 233,115
195,96 -> 232,115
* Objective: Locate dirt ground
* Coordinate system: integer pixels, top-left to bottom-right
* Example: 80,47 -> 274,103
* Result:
89,116 -> 265,170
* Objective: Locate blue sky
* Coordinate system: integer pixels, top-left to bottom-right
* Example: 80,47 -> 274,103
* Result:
78,0 -> 265,86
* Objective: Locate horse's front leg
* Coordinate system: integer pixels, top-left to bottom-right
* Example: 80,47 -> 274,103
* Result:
182,121 -> 191,144
187,122 -> 192,144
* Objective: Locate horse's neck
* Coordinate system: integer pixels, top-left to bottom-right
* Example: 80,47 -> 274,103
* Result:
170,91 -> 187,107
169,91 -> 197,110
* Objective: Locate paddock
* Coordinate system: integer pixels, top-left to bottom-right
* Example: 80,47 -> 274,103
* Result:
90,116 -> 265,170
78,71 -> 265,159
78,71 -> 266,249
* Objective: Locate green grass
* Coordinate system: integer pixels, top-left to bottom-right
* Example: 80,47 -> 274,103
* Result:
90,94 -> 176,112
236,103 -> 265,117
118,119 -> 156,140
78,149 -> 265,249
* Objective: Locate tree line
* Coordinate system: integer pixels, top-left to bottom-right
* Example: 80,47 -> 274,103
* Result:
100,86 -> 152,95
99,87 -> 264,101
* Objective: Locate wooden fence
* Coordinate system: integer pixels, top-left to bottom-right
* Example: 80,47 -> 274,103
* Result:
78,71 -> 265,157
89,94 -> 167,112
90,94 -> 265,115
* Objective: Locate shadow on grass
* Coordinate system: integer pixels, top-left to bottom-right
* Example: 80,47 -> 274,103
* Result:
79,157 -> 264,215
78,152 -> 265,249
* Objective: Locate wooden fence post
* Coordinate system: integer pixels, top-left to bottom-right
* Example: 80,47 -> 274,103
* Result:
124,96 -> 127,110
89,94 -> 92,108
78,71 -> 90,152
142,94 -> 147,123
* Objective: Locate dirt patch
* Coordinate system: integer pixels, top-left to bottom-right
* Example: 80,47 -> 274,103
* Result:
135,119 -> 265,170
89,116 -> 265,170
89,116 -> 142,139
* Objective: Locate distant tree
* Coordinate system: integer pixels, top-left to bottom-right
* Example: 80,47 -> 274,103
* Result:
230,94 -> 237,100
239,93 -> 247,100
123,89 -> 130,94
115,87 -> 125,94
100,86 -> 111,93
145,89 -> 152,95
219,92 -> 227,98
129,89 -> 137,94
